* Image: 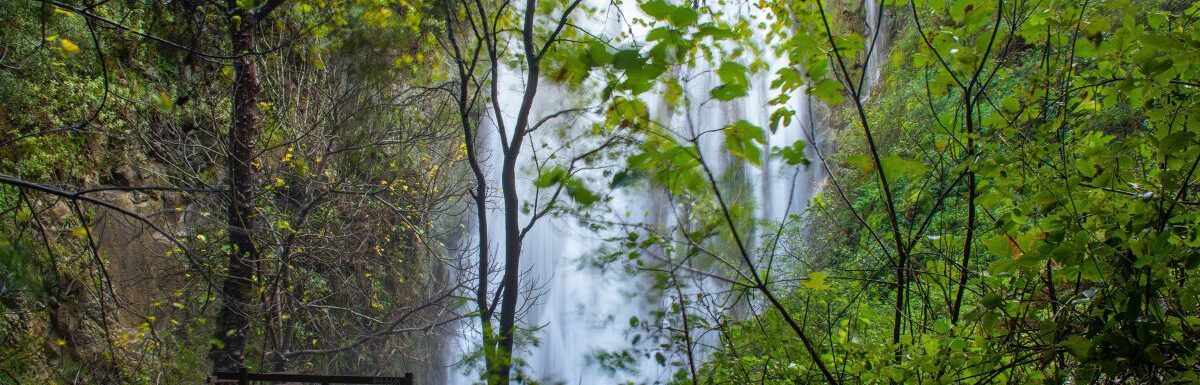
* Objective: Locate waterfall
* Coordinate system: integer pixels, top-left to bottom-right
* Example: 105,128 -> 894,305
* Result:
446,1 -> 891,384
863,0 -> 891,98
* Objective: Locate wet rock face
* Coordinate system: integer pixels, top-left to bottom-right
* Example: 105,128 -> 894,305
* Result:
84,160 -> 187,325
108,164 -> 136,186
91,189 -> 179,325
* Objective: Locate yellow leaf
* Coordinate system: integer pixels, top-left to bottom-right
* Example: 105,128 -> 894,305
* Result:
70,226 -> 90,238
221,65 -> 235,83
15,207 -> 30,223
60,39 -> 80,55
802,271 -> 832,291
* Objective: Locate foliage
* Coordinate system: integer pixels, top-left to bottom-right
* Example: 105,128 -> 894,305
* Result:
1,0 -> 1198,383
604,0 -> 1200,384
1,0 -> 462,382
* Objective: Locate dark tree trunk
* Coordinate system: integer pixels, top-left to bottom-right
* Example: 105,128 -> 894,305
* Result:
495,156 -> 521,385
493,2 -> 542,383
210,3 -> 262,372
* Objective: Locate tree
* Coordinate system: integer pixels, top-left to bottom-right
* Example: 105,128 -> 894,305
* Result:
209,0 -> 290,371
443,0 -> 635,381
2,0 -> 467,381
617,0 -> 1200,383
2,0 -> 1197,383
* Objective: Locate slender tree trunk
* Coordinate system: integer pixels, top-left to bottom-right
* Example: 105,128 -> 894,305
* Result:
495,130 -> 528,384
443,5 -> 499,375
455,54 -> 498,384
495,155 -> 522,385
210,4 -> 262,372
951,96 -> 976,324
467,116 -> 500,385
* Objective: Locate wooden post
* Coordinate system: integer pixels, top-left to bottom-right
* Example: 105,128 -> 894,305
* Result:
238,367 -> 248,385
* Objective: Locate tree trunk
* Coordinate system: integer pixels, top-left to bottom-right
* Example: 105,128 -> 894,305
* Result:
493,2 -> 541,382
495,157 -> 521,385
210,3 -> 262,372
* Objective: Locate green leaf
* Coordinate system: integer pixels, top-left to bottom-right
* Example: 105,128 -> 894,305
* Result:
772,67 -> 803,92
639,0 -> 672,19
610,169 -> 641,188
711,84 -> 747,100
769,108 -> 794,131
776,140 -> 809,166
981,292 -> 1004,309
612,50 -> 643,71
534,167 -> 568,188
717,61 -> 749,86
585,41 -> 613,65
669,7 -> 698,27
880,155 -> 927,178
984,234 -> 1014,258
932,320 -> 951,334
711,61 -> 751,101
725,120 -> 766,167
809,78 -> 844,105
565,180 -> 600,205
844,154 -> 874,172
646,26 -> 673,42
696,23 -> 735,40
1060,335 -> 1092,359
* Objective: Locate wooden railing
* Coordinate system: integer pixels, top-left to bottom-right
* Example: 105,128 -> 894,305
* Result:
208,368 -> 414,384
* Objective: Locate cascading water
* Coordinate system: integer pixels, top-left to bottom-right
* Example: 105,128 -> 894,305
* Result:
863,0 -> 892,99
446,1 -> 891,384
444,3 -> 662,383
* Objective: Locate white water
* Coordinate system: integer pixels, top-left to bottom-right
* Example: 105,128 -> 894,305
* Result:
446,1 -> 890,384
863,0 -> 891,99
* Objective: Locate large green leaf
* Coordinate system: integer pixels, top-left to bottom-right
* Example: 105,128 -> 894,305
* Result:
711,84 -> 748,100
809,78 -> 844,105
717,61 -> 749,86
639,0 -> 672,19
725,120 -> 766,167
534,166 -> 569,188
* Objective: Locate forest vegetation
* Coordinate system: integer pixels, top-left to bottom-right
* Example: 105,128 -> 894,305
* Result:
1,0 -> 1198,384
